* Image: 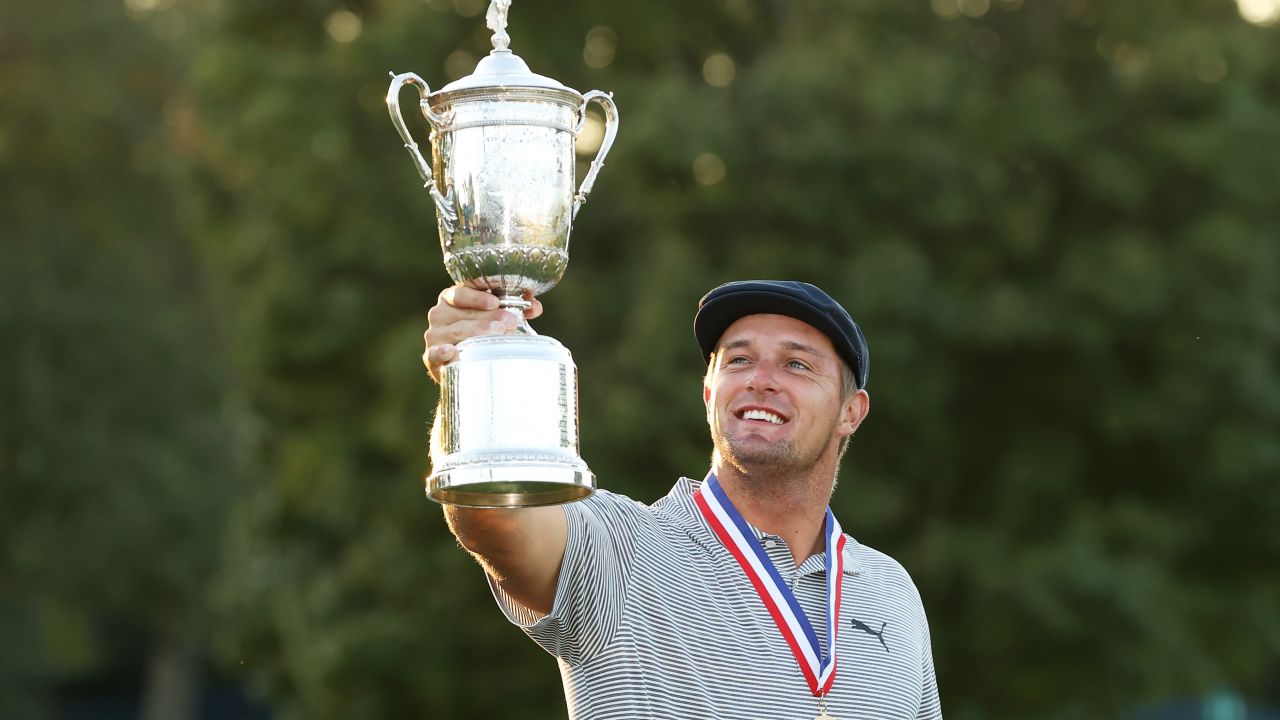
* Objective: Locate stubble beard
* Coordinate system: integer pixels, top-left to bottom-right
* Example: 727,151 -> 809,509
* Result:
712,429 -> 836,509
713,423 -> 830,482
717,433 -> 791,473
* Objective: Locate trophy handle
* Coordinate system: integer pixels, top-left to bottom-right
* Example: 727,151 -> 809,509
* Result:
572,90 -> 619,220
386,71 -> 458,234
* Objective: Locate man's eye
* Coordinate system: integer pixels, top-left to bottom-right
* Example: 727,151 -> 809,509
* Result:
727,356 -> 750,365
788,360 -> 810,370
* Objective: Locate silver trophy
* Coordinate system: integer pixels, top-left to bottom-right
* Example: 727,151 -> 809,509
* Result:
387,0 -> 618,507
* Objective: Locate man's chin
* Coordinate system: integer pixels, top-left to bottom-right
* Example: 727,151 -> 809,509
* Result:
720,438 -> 796,470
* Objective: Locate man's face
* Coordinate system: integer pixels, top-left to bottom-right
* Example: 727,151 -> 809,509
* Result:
703,314 -> 865,474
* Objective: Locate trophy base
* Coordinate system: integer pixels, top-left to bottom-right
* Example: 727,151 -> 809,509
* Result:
429,334 -> 595,508
427,463 -> 595,507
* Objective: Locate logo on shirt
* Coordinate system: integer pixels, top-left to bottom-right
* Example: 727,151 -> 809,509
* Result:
849,617 -> 889,652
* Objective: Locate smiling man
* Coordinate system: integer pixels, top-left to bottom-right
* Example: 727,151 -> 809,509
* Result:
423,280 -> 942,720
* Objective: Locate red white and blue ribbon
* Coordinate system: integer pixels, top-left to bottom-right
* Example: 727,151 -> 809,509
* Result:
693,473 -> 846,697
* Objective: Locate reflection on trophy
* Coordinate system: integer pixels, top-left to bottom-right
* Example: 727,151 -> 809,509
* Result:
386,0 -> 618,507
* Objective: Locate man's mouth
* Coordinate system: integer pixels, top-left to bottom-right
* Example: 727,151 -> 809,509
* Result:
737,408 -> 787,425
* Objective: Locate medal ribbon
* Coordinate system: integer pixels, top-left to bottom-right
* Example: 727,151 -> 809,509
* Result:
694,473 -> 845,697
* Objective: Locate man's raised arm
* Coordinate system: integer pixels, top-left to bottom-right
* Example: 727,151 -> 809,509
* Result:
424,285 -> 566,615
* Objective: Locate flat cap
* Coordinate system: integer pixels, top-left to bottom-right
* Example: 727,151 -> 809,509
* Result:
694,280 -> 869,389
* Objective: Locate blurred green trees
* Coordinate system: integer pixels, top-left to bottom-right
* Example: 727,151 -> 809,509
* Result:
0,0 -> 244,718
3,0 -> 1278,718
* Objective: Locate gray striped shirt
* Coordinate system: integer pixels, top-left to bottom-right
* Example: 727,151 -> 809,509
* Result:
490,476 -> 943,719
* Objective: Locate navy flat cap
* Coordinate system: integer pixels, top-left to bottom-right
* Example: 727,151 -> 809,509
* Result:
694,280 -> 869,389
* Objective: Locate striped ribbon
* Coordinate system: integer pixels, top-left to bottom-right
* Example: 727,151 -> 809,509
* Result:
694,473 -> 845,697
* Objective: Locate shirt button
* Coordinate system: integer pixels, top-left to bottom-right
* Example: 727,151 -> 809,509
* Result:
764,539 -> 777,549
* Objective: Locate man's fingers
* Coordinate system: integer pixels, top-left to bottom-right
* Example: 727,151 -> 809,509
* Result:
424,344 -> 457,382
427,314 -> 517,346
423,286 -> 542,383
436,286 -> 543,319
427,302 -> 510,333
440,285 -> 500,311
424,343 -> 456,369
525,295 -> 544,320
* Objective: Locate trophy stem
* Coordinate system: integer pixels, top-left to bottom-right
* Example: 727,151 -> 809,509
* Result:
499,302 -> 536,335
496,293 -> 531,311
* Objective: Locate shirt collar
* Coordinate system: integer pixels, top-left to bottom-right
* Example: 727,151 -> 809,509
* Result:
673,475 -> 863,576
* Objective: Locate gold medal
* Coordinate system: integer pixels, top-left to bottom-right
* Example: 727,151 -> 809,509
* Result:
815,695 -> 835,719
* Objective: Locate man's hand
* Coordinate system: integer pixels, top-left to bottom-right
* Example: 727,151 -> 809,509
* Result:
423,285 -> 543,383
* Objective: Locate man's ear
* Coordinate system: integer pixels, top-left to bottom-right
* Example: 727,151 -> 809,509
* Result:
837,389 -> 870,438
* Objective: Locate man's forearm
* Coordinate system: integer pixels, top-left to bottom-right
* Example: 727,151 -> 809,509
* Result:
443,504 -> 568,615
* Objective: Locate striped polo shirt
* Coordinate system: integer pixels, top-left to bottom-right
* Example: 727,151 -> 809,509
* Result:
489,476 -> 943,719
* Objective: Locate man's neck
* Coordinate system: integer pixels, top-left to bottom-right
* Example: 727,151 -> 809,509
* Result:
710,460 -> 837,566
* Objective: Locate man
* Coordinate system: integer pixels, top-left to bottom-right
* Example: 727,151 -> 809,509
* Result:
424,280 -> 942,720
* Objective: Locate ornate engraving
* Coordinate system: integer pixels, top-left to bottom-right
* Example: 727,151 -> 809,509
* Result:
443,245 -> 569,297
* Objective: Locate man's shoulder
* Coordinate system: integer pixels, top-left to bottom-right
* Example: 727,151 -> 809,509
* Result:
846,538 -> 927,606
576,486 -> 658,514
575,478 -> 696,517
569,479 -> 703,542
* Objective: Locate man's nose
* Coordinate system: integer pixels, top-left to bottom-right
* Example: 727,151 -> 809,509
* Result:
746,363 -> 779,392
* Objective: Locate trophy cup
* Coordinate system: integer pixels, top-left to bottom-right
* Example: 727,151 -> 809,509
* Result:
387,0 -> 618,507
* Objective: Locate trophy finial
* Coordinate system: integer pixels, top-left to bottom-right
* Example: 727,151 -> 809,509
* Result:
486,0 -> 512,51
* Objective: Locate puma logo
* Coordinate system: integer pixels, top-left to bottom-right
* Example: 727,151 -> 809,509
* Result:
849,617 -> 888,652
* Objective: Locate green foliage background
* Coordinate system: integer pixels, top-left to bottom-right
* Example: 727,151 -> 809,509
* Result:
3,0 -> 1278,718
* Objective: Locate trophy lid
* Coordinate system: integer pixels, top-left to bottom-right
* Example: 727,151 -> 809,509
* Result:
437,1 -> 575,95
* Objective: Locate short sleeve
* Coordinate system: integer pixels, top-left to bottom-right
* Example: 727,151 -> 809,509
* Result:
916,604 -> 943,719
487,490 -> 643,665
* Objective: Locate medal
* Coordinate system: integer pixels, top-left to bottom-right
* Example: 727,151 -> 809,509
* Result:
815,693 -> 836,720
694,473 -> 846,711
